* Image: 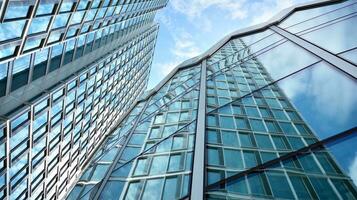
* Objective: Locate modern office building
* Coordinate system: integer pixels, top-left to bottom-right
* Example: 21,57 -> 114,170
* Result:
67,0 -> 357,199
0,0 -> 168,199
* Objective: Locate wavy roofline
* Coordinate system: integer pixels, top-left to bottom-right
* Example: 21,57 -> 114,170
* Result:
141,0 -> 340,100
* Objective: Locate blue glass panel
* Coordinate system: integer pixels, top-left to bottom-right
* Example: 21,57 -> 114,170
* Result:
10,126 -> 29,149
36,3 -> 55,15
48,32 -> 62,43
247,173 -> 270,196
28,16 -> 51,34
277,62 -> 357,139
219,116 -> 235,129
0,63 -> 8,96
266,172 -> 294,199
0,21 -> 26,42
163,177 -> 179,200
99,181 -> 124,199
90,164 -> 109,181
4,2 -> 29,19
70,11 -> 85,25
0,45 -> 16,59
33,49 -> 48,80
224,149 -> 243,169
150,155 -> 169,175
249,119 -> 266,132
300,15 -> 357,54
208,147 -> 222,166
141,179 -> 163,200
52,13 -> 70,29
255,134 -> 273,149
11,112 -> 28,130
23,38 -> 42,51
309,177 -> 339,199
221,130 -> 238,147
59,2 -> 74,12
49,43 -> 63,72
77,0 -> 89,10
279,0 -> 356,28
12,54 -> 31,91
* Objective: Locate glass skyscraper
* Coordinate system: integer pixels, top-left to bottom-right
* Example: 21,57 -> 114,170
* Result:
0,0 -> 168,199
67,0 -> 357,199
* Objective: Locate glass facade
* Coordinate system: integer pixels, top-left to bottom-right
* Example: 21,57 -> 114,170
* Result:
0,0 -> 168,199
68,0 -> 357,199
0,0 -> 168,98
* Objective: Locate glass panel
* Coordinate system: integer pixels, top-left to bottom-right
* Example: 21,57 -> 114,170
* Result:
36,3 -> 55,15
162,176 -> 179,200
52,13 -> 70,29
266,172 -> 294,199
0,63 -> 7,96
300,15 -> 357,54
33,49 -> 49,80
279,0 -> 356,28
49,44 -> 63,72
28,16 -> 51,34
4,2 -> 30,19
207,118 -> 357,199
276,61 -> 357,139
0,21 -> 26,42
12,54 -> 31,91
99,181 -> 124,200
141,179 -> 163,200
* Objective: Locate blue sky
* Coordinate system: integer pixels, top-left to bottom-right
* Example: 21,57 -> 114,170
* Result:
148,0 -> 312,89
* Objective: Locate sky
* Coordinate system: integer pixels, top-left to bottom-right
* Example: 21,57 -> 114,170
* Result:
147,0 -> 312,89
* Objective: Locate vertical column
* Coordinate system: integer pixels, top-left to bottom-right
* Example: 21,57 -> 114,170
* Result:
5,120 -> 10,199
27,105 -> 34,199
190,59 -> 207,200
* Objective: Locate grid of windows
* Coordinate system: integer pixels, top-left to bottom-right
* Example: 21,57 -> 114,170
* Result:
202,0 -> 357,199
65,1 -> 357,200
67,65 -> 202,199
0,24 -> 159,200
0,10 -> 157,98
0,0 -> 168,62
1,0 -> 355,199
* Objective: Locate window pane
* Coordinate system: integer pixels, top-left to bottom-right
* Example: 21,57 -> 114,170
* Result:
224,149 -> 243,169
219,116 -> 235,129
249,119 -> 266,132
221,130 -> 238,147
100,181 -> 124,199
266,172 -> 294,199
248,173 -> 270,196
28,16 -> 51,34
150,155 -> 169,175
0,21 -> 26,42
141,179 -> 163,200
207,147 -> 222,166
163,177 -> 179,200
255,134 -> 273,149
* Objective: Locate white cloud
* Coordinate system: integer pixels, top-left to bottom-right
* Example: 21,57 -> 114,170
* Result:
155,11 -> 202,77
248,0 -> 298,25
170,0 -> 247,20
155,60 -> 182,77
349,153 -> 357,186
171,30 -> 201,59
169,0 -> 307,26
170,0 -> 247,32
279,62 -> 357,127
